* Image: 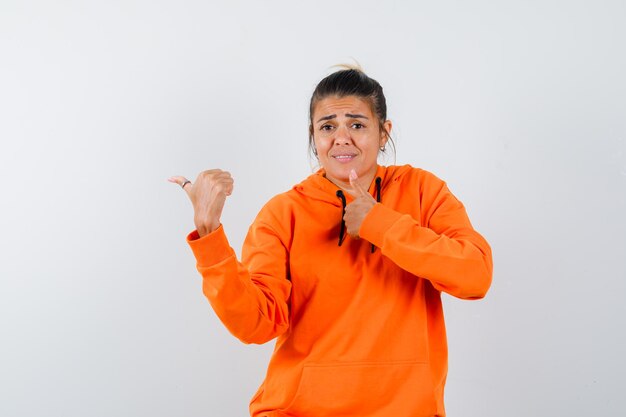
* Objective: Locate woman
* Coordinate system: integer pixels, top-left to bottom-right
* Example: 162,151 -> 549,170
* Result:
169,68 -> 493,417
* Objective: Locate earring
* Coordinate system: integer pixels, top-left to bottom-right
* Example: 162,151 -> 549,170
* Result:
380,146 -> 386,151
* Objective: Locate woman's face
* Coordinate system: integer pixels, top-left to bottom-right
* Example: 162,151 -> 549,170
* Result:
312,95 -> 391,187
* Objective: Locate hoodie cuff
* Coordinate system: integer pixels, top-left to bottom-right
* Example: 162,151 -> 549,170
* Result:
360,203 -> 405,248
186,225 -> 235,267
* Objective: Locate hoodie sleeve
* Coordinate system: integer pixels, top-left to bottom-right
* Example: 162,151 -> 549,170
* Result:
359,174 -> 492,300
187,222 -> 291,344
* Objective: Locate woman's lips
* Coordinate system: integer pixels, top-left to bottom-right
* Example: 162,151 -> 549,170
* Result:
332,154 -> 356,163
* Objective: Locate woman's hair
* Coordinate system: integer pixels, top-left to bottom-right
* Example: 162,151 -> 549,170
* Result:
308,65 -> 395,159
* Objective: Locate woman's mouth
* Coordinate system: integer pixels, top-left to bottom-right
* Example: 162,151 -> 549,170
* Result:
332,154 -> 356,163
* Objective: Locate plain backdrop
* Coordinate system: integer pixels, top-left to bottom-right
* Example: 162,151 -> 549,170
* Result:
1,0 -> 625,416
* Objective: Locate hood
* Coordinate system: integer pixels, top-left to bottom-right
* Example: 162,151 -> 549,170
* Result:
291,164 -> 416,250
292,164 -> 415,205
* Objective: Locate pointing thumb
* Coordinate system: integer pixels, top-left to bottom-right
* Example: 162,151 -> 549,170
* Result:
349,169 -> 358,183
349,169 -> 368,196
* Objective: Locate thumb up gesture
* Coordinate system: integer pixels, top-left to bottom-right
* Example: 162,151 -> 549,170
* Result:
344,169 -> 377,238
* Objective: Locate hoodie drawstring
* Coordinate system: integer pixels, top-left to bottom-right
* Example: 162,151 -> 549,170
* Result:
336,190 -> 347,246
336,177 -> 382,251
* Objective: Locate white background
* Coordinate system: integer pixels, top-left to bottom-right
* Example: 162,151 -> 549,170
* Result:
1,1 -> 625,416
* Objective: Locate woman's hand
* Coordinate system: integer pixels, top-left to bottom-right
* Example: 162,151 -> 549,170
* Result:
344,170 -> 377,238
169,170 -> 234,237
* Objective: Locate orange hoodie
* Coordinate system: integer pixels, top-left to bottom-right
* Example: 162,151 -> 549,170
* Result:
187,164 -> 492,417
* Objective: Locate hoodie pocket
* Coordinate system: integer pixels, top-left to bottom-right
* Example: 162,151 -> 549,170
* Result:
281,360 -> 437,417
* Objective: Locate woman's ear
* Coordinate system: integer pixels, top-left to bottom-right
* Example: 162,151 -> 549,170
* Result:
380,120 -> 392,147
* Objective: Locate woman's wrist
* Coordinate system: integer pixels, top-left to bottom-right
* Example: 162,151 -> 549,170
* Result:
195,218 -> 219,237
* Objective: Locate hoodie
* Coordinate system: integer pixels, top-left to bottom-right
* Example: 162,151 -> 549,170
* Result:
187,164 -> 493,417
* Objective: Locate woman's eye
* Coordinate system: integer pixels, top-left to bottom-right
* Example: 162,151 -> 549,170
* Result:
352,123 -> 364,129
320,124 -> 333,131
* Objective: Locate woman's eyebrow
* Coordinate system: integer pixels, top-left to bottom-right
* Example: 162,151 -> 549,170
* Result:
316,114 -> 336,123
316,113 -> 369,123
345,113 -> 368,119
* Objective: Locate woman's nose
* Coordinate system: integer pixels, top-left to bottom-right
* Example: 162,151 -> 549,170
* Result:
333,126 -> 352,145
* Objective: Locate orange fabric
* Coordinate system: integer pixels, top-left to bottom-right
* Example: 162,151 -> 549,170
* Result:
187,165 -> 492,417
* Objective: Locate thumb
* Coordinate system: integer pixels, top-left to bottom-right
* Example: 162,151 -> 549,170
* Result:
168,176 -> 193,197
349,169 -> 368,197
